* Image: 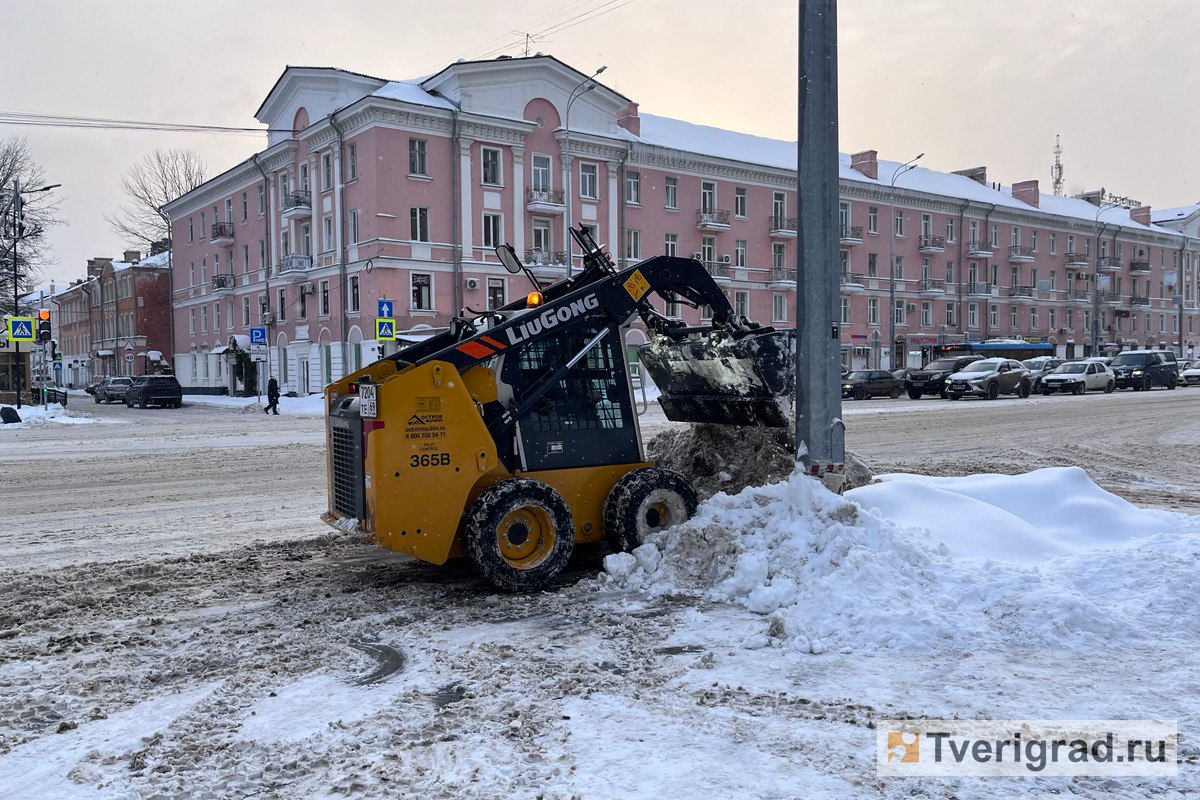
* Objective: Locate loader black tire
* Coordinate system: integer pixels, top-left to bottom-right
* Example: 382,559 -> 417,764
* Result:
604,467 -> 698,553
464,478 -> 574,593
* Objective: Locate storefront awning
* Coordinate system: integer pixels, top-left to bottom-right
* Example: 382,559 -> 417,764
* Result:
146,350 -> 163,361
210,345 -> 231,355
95,349 -> 114,357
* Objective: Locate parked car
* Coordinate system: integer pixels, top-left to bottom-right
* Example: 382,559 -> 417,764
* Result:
1110,350 -> 1178,391
1179,361 -> 1200,386
840,364 -> 850,378
1040,361 -> 1115,394
904,355 -> 983,399
891,368 -> 910,381
841,369 -> 904,400
84,378 -> 105,396
1021,356 -> 1064,392
1082,356 -> 1114,368
124,375 -> 183,409
945,358 -> 1031,400
94,376 -> 133,404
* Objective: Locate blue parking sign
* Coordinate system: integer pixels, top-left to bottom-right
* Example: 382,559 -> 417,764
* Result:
249,326 -> 267,345
378,299 -> 394,318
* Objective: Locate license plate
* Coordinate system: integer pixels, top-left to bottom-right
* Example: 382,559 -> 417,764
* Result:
359,384 -> 377,418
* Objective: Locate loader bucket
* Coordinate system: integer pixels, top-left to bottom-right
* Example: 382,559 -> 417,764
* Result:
639,329 -> 794,428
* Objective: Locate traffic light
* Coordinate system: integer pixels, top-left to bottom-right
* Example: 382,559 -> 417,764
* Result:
13,192 -> 26,238
37,309 -> 51,342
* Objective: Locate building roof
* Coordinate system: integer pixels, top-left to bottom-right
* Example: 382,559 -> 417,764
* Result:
1153,202 -> 1200,224
111,251 -> 171,272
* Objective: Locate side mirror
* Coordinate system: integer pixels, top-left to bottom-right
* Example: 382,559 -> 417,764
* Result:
495,244 -> 524,275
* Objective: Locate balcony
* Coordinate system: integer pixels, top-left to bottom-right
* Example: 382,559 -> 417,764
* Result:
918,278 -> 946,297
211,274 -> 235,294
696,209 -> 731,230
210,221 -> 235,246
281,192 -> 311,220
703,261 -> 731,282
838,225 -> 863,246
277,254 -> 313,276
771,266 -> 799,287
524,249 -> 570,280
1129,259 -> 1152,275
967,240 -> 994,257
1129,295 -> 1151,307
918,234 -> 946,254
1009,285 -> 1035,304
770,216 -> 798,239
1008,245 -> 1034,262
1098,290 -> 1121,306
1065,252 -> 1089,267
966,281 -> 994,298
526,187 -> 566,215
839,271 -> 865,293
1066,289 -> 1091,306
1097,256 -> 1122,273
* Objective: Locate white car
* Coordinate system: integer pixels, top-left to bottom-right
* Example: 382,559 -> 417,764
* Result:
1040,361 -> 1115,394
1179,361 -> 1200,386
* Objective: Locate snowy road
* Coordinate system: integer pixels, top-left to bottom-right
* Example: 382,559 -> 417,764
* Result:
2,394 -> 1198,797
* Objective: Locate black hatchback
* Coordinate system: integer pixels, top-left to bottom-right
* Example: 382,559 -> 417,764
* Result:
904,356 -> 983,399
125,375 -> 183,408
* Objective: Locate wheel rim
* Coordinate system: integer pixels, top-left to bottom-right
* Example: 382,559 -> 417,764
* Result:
496,504 -> 556,569
636,489 -> 689,538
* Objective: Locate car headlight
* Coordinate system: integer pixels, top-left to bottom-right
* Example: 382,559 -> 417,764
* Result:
842,384 -> 852,389
1132,369 -> 1143,376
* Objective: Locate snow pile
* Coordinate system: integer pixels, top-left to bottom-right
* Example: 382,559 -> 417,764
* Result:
0,403 -> 99,428
647,423 -> 873,499
602,468 -> 1200,653
184,393 -> 327,416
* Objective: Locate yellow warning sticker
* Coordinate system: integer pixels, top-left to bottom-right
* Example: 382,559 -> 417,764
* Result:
623,269 -> 651,302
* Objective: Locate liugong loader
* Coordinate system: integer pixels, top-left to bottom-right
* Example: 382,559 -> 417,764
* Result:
323,226 -> 791,590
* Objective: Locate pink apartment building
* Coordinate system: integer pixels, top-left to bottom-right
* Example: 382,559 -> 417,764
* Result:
163,55 -> 1200,393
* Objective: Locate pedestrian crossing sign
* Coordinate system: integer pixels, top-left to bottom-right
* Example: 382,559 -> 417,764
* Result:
376,318 -> 396,341
7,317 -> 34,341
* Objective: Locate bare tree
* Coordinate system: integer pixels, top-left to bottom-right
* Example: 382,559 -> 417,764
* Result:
105,149 -> 208,252
0,136 -> 62,313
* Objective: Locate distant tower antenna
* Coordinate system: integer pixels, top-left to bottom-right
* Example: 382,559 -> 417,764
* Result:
511,30 -> 546,57
1051,135 -> 1065,196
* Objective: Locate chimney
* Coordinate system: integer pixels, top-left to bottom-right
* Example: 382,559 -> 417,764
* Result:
1075,188 -> 1105,206
850,150 -> 878,180
617,102 -> 640,136
1012,179 -> 1040,208
953,166 -> 987,185
123,249 -> 141,264
1130,206 -> 1152,226
87,257 -> 113,278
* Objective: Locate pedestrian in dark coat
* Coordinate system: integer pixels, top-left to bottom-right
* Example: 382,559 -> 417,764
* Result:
264,376 -> 280,415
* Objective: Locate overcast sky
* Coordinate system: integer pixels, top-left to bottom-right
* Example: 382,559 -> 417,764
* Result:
6,0 -> 1199,287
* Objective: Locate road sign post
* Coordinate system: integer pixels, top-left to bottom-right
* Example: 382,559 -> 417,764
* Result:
377,299 -> 394,319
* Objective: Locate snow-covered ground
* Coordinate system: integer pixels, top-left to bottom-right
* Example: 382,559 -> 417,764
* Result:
183,393 -> 327,416
2,400 -> 1198,798
0,403 -> 104,429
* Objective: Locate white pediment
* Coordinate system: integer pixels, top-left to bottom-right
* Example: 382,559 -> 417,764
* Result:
256,68 -> 387,147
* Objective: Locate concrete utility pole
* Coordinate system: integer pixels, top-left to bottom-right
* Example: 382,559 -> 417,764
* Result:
795,0 -> 844,477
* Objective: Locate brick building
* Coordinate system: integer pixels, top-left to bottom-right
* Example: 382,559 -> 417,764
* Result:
163,54 -> 1200,392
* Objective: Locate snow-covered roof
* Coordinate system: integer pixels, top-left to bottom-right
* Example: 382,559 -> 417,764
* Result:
371,80 -> 454,110
637,113 -> 796,170
1153,202 -> 1200,223
111,251 -> 170,272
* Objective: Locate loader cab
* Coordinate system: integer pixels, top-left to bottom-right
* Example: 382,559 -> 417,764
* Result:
498,322 -> 642,472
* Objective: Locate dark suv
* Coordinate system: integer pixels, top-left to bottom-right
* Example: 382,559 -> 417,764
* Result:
1111,350 -> 1178,391
841,370 -> 905,400
125,375 -> 183,408
905,356 -> 982,399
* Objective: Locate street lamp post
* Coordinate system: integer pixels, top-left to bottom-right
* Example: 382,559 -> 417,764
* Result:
887,154 -> 922,369
1091,201 -> 1117,357
5,181 -> 59,408
563,66 -> 605,276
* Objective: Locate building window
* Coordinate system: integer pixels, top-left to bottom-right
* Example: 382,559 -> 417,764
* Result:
625,229 -> 641,260
320,280 -> 330,316
258,185 -> 265,215
243,296 -> 251,326
278,288 -> 286,321
773,243 -> 786,269
242,245 -> 250,273
482,213 -> 502,249
241,192 -> 248,221
298,288 -> 307,320
991,304 -> 999,328
189,308 -> 195,334
701,181 -> 716,213
410,207 -> 430,242
735,188 -> 748,218
200,305 -> 208,332
868,207 -> 878,234
735,240 -> 747,268
532,219 -> 551,253
487,277 -> 505,310
665,298 -> 681,318
579,163 -> 598,199
946,218 -> 955,242
968,303 -> 978,328
945,302 -> 955,326
838,297 -> 848,324
921,301 -> 931,327
530,154 -> 552,191
349,275 -> 360,312
320,152 -> 332,192
409,138 -> 427,176
868,298 -> 879,325
868,253 -> 877,277
894,256 -> 904,280
921,213 -> 932,236
412,273 -> 432,310
350,209 -> 359,244
1031,230 -> 1039,252
1030,307 -> 1039,329
701,235 -> 716,264
300,163 -> 309,192
664,233 -> 678,257
734,290 -> 749,318
347,142 -> 357,181
625,171 -> 640,204
894,300 -> 906,325
894,209 -> 904,237
665,176 -> 678,209
481,146 -> 502,186
322,216 -> 334,252
1049,232 -> 1057,254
